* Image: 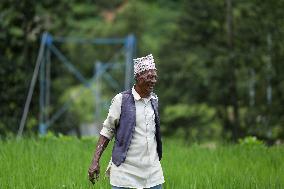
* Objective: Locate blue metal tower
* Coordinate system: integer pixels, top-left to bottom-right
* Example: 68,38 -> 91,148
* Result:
17,32 -> 136,137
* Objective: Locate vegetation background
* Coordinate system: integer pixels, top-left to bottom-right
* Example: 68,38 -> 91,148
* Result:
1,1 -> 284,188
1,0 -> 284,142
1,136 -> 284,188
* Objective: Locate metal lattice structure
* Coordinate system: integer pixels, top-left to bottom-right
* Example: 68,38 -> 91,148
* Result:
17,32 -> 136,137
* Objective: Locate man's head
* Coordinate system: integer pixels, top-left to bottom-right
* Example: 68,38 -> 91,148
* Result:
133,54 -> 158,97
136,69 -> 157,95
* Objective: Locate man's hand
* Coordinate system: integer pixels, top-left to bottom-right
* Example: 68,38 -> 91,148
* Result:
88,161 -> 100,184
87,135 -> 110,184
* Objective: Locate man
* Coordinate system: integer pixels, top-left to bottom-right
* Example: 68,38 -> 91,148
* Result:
88,54 -> 164,189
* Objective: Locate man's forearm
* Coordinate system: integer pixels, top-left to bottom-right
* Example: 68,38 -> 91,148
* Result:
92,135 -> 110,163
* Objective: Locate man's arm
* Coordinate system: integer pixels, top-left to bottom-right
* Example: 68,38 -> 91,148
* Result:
88,135 -> 110,184
87,93 -> 122,184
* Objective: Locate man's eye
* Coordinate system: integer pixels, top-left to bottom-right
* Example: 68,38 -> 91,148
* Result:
147,76 -> 157,80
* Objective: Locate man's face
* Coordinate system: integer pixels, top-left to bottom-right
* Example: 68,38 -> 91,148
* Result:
136,69 -> 158,96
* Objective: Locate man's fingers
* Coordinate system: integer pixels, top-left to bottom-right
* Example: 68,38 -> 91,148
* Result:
88,169 -> 95,181
95,173 -> 99,180
88,172 -> 93,178
88,174 -> 94,182
94,169 -> 100,180
88,171 -> 93,178
88,165 -> 100,184
88,170 -> 99,180
90,178 -> 96,185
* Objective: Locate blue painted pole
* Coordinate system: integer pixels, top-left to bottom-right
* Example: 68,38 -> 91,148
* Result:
39,34 -> 48,135
124,34 -> 136,90
48,44 -> 91,88
53,36 -> 125,45
34,32 -> 137,134
95,62 -> 102,123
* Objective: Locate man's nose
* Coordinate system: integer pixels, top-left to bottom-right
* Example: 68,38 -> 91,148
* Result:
150,78 -> 157,84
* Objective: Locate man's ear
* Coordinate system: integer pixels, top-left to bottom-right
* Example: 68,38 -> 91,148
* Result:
136,77 -> 141,84
136,74 -> 141,83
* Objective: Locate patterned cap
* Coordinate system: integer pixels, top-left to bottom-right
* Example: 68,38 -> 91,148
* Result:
133,54 -> 156,77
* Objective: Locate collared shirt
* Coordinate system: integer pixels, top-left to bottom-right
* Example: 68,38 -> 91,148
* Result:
100,87 -> 165,188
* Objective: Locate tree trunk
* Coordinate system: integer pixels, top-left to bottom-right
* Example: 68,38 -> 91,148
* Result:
226,0 -> 240,141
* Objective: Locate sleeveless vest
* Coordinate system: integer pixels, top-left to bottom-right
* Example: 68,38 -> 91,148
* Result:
112,89 -> 162,166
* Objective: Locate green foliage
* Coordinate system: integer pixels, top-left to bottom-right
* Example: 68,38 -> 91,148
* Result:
39,131 -> 58,140
238,136 -> 264,147
60,84 -> 97,123
0,137 -> 283,188
162,104 -> 222,141
158,0 -> 284,142
1,0 -> 284,142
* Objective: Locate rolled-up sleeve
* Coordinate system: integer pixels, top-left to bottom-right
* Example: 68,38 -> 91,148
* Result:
100,93 -> 122,140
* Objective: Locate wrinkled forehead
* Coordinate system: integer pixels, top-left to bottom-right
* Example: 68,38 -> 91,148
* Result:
137,69 -> 157,77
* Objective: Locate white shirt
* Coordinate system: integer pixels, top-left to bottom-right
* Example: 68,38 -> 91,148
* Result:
100,87 -> 165,188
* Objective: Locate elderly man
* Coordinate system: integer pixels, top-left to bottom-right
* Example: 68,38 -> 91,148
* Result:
88,54 -> 164,189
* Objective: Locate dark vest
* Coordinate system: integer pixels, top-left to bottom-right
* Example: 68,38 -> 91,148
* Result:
112,89 -> 162,166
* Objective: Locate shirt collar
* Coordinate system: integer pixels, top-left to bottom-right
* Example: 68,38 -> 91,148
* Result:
132,86 -> 157,101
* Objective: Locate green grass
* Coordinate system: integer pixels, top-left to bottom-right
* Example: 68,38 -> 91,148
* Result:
0,137 -> 283,189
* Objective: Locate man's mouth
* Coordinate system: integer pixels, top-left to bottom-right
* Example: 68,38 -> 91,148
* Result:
148,85 -> 154,90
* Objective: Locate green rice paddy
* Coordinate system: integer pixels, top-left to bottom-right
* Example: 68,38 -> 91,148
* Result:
0,136 -> 283,189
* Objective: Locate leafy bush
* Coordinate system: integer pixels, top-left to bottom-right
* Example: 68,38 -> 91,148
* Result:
238,136 -> 264,146
162,103 -> 222,142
